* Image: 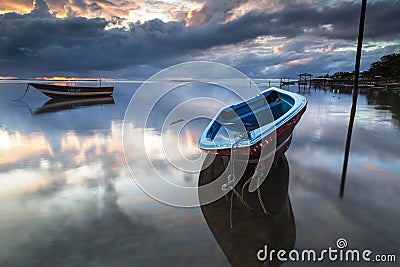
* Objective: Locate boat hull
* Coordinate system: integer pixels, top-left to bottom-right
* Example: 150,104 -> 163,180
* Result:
215,103 -> 305,165
29,83 -> 114,98
198,88 -> 307,165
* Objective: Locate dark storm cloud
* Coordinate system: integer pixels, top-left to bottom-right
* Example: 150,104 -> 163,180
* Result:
188,0 -> 248,25
88,2 -> 102,13
223,0 -> 400,41
30,0 -> 53,16
304,0 -> 400,40
0,0 -> 399,77
69,0 -> 87,9
95,0 -> 116,6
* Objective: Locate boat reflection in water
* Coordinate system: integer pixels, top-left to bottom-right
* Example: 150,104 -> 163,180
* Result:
199,155 -> 295,266
33,96 -> 115,114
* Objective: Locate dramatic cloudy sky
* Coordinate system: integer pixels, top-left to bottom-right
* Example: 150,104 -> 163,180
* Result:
0,0 -> 399,79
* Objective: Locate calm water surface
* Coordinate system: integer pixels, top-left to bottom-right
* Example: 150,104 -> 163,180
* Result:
0,82 -> 399,266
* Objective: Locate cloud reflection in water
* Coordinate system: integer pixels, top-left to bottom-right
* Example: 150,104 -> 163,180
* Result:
0,83 -> 399,265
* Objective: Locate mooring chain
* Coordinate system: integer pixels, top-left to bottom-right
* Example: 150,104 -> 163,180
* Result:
241,161 -> 269,215
249,161 -> 269,214
221,132 -> 248,193
221,132 -> 250,228
221,174 -> 235,192
220,130 -> 270,220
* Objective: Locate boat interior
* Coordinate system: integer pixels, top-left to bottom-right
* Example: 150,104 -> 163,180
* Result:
206,90 -> 294,142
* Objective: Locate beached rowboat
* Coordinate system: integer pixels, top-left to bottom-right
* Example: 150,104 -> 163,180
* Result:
198,87 -> 307,164
28,83 -> 114,98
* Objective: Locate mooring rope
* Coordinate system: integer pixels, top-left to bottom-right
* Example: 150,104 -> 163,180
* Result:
222,132 -> 247,228
232,188 -> 255,212
257,174 -> 268,214
222,131 -> 272,228
241,176 -> 252,198
13,84 -> 30,101
241,162 -> 269,215
228,134 -> 241,228
16,99 -> 34,115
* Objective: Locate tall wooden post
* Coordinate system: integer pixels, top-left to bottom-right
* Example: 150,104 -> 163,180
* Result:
340,0 -> 367,198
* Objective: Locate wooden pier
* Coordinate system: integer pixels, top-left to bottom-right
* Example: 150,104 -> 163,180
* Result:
310,75 -> 399,91
297,73 -> 313,92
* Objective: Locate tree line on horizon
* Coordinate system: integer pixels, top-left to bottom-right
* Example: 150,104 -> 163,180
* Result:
367,53 -> 400,80
319,53 -> 400,81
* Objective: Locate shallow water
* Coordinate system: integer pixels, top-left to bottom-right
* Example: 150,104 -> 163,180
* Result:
0,82 -> 399,266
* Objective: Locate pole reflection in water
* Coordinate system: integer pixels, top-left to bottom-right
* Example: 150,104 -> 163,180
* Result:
340,0 -> 367,198
340,96 -> 357,199
198,155 -> 295,267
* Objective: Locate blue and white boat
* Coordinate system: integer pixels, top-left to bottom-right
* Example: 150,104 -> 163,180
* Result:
198,87 -> 307,164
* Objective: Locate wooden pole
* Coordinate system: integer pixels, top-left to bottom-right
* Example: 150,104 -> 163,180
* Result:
340,0 -> 367,198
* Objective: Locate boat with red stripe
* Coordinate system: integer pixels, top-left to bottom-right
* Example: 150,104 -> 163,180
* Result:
198,87 -> 307,165
28,83 -> 114,98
